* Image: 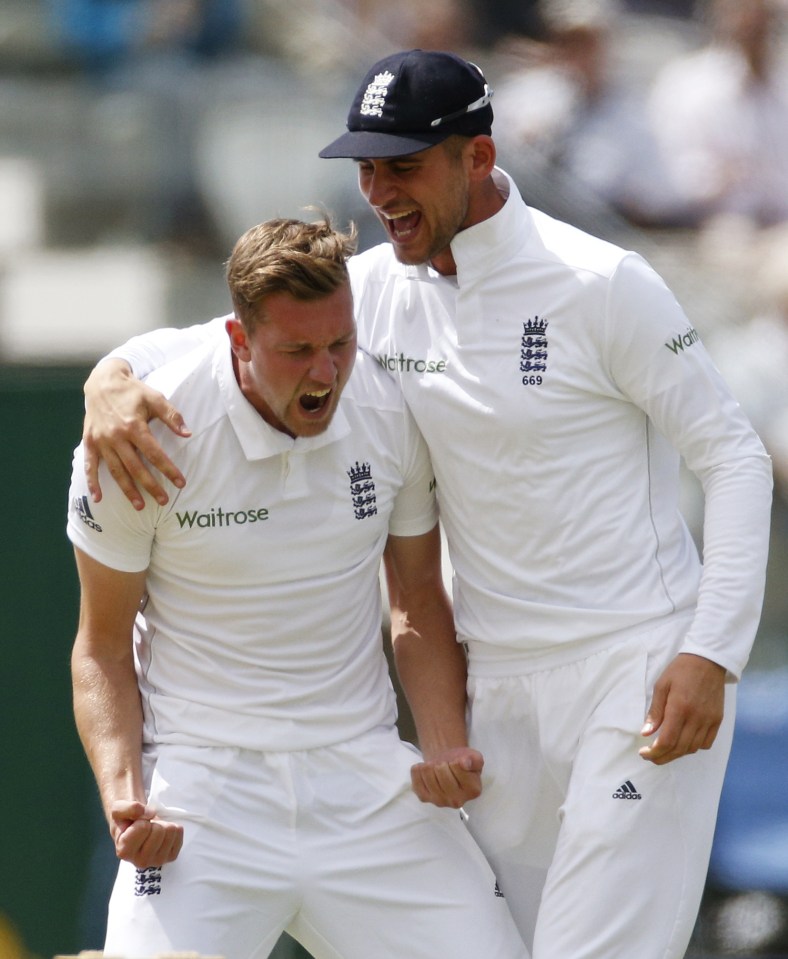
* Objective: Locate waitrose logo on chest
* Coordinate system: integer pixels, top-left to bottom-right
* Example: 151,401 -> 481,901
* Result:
376,353 -> 447,374
175,506 -> 269,529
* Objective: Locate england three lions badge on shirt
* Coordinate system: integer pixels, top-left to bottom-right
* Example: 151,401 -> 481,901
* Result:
347,460 -> 378,519
520,316 -> 548,386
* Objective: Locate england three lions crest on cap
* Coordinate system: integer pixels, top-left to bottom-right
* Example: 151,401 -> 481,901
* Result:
319,50 -> 494,159
360,71 -> 395,119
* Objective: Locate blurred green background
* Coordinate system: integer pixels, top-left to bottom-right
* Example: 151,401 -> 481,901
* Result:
1,367 -> 93,959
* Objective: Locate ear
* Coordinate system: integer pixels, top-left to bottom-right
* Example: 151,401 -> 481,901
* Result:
226,317 -> 251,362
467,135 -> 497,182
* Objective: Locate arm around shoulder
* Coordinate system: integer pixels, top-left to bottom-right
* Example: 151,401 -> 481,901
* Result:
83,357 -> 191,510
82,319 -> 222,508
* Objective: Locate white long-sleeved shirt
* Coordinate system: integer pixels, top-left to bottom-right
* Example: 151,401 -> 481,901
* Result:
108,170 -> 772,678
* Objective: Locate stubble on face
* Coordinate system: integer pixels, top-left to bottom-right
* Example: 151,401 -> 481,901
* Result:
361,140 -> 472,274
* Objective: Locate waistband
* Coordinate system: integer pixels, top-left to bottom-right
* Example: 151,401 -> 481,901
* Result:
463,611 -> 695,678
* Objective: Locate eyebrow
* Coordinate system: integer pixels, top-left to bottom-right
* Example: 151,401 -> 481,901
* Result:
278,332 -> 355,349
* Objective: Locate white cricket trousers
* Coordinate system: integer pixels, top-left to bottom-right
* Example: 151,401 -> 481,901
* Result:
104,726 -> 529,959
464,615 -> 736,959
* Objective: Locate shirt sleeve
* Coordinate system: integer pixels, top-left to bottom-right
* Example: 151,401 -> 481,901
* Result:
103,315 -> 227,380
66,442 -> 158,572
605,253 -> 773,678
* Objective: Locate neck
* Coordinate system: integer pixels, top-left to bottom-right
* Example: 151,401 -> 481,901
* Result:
429,173 -> 507,276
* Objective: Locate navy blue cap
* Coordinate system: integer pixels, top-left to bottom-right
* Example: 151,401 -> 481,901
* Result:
319,49 -> 494,159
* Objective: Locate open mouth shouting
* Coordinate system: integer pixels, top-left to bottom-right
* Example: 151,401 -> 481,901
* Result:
299,387 -> 332,414
382,209 -> 422,242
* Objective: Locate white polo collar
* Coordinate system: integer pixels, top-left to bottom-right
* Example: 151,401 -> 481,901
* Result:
213,336 -> 351,461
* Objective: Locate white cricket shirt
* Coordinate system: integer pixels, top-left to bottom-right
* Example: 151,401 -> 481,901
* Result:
349,169 -> 772,678
101,172 -> 772,679
67,337 -> 437,750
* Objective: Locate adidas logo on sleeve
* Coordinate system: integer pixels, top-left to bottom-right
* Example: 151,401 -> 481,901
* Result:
73,494 -> 103,533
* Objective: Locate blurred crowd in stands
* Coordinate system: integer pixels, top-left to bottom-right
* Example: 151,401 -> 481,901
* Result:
9,0 -> 788,615
6,0 -> 783,616
0,0 -> 786,648
2,0 -> 788,656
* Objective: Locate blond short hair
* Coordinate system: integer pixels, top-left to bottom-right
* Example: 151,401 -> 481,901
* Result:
226,216 -> 357,329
